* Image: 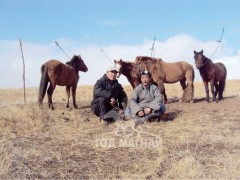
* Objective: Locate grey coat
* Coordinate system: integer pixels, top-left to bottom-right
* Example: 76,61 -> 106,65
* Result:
129,83 -> 163,115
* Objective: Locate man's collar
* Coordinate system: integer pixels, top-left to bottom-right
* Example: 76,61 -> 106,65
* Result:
141,83 -> 151,89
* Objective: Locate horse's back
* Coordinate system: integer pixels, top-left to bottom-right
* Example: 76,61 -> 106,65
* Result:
43,59 -> 76,86
161,61 -> 194,82
46,59 -> 63,67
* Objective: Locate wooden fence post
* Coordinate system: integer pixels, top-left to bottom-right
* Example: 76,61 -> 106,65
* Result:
19,38 -> 26,104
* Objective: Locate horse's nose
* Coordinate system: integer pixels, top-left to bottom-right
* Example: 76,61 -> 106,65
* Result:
196,65 -> 200,69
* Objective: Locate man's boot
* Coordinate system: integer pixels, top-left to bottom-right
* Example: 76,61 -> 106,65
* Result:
102,109 -> 119,122
134,112 -> 159,128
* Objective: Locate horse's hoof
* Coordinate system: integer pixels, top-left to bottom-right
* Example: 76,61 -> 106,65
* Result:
51,106 -> 54,110
66,105 -> 69,108
74,105 -> 78,109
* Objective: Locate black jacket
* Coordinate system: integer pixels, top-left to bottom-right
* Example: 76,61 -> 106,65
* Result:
92,74 -> 128,109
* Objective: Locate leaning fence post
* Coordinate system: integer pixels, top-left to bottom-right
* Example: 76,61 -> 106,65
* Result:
19,38 -> 26,104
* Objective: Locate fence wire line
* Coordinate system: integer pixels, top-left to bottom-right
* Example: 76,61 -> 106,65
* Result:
210,28 -> 224,58
97,40 -> 114,65
0,50 -> 20,80
55,41 -> 71,59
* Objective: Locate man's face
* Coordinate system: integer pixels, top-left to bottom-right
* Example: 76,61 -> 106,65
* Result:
141,74 -> 151,86
106,71 -> 118,81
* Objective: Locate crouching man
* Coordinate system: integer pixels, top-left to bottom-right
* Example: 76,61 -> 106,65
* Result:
129,69 -> 166,127
91,66 -> 128,125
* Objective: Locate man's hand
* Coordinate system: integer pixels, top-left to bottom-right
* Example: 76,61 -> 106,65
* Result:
137,110 -> 145,117
144,107 -> 152,115
110,98 -> 116,106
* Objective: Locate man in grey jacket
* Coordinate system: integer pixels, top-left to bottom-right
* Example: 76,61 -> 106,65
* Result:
129,69 -> 165,127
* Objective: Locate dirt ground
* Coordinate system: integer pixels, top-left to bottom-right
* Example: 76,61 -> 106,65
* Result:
0,81 -> 240,179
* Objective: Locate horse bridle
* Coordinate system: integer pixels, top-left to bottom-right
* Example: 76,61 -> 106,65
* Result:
195,54 -> 209,69
200,58 -> 210,67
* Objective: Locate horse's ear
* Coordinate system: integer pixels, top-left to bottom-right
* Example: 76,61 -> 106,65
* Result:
120,59 -> 122,62
194,50 -> 196,54
200,50 -> 203,54
114,60 -> 116,63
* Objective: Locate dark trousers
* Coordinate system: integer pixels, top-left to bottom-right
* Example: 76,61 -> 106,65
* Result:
91,97 -> 113,118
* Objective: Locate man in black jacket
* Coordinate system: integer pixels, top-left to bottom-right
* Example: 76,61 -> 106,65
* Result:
91,66 -> 128,124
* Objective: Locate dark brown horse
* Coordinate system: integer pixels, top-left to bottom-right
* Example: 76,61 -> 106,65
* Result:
114,59 -> 141,88
194,50 -> 227,102
115,56 -> 195,103
38,55 -> 88,110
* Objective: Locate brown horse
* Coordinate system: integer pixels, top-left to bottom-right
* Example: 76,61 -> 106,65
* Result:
114,59 -> 158,88
38,55 -> 88,110
115,56 -> 195,103
194,50 -> 227,102
135,56 -> 195,103
114,59 -> 141,88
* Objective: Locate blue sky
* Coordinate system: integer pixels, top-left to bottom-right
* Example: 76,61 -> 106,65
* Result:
0,0 -> 240,88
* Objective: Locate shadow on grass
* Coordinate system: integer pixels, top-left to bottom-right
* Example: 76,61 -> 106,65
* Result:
193,95 -> 238,104
161,110 -> 182,122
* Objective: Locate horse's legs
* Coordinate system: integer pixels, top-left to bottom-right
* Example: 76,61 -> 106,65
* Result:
214,81 -> 219,101
72,84 -> 78,109
186,69 -> 195,103
218,79 -> 225,101
210,80 -> 216,102
158,80 -> 167,103
179,77 -> 187,102
47,83 -> 56,110
185,77 -> 194,103
203,81 -> 209,102
66,86 -> 71,108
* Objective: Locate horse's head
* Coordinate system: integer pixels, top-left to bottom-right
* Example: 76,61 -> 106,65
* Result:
194,50 -> 204,69
114,59 -> 123,78
72,55 -> 88,72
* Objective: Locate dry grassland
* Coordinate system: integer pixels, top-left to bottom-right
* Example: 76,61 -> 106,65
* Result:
0,80 -> 240,179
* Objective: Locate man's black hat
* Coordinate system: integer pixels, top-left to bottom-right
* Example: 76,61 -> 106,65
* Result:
140,70 -> 151,77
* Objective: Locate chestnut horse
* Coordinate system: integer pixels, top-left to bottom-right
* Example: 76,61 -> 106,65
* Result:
115,56 -> 195,103
114,59 -> 141,88
38,55 -> 88,110
194,50 -> 227,102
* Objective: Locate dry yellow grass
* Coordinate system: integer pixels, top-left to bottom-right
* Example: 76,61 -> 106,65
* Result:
0,80 -> 240,179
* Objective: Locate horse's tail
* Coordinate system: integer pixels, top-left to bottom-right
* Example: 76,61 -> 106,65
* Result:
220,65 -> 227,92
38,63 -> 49,105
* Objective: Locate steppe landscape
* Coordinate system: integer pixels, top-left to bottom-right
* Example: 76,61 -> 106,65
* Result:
0,80 -> 240,179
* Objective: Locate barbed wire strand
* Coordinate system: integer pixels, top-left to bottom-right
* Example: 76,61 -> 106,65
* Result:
0,50 -> 20,80
55,41 -> 71,59
150,36 -> 156,57
210,27 -> 225,59
97,40 -> 114,65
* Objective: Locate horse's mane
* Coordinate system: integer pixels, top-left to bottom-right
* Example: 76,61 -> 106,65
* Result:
66,55 -> 80,73
202,54 -> 212,63
135,56 -> 163,64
